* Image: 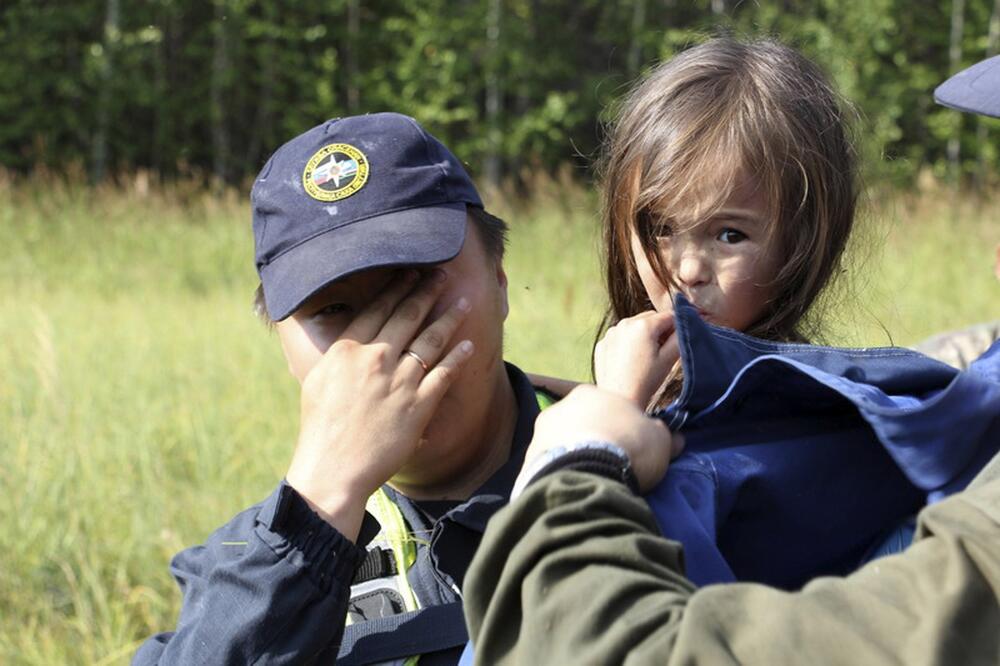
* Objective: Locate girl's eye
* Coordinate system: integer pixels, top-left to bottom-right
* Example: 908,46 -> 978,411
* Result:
638,209 -> 673,239
717,228 -> 747,244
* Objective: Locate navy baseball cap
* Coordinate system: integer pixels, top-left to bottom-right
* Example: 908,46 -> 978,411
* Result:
252,112 -> 483,321
935,55 -> 1000,118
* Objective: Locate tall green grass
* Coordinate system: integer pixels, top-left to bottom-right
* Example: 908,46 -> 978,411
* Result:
0,174 -> 996,664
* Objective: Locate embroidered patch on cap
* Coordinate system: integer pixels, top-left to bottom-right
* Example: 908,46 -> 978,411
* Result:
302,143 -> 370,202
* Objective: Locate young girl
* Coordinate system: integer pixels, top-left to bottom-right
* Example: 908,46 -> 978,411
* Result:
515,39 -> 997,592
590,36 -> 858,410
462,49 -> 1000,664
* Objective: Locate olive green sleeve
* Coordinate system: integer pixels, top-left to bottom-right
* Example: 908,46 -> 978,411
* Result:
464,470 -> 1000,666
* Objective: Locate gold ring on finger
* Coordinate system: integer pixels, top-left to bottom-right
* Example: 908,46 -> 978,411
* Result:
404,349 -> 430,373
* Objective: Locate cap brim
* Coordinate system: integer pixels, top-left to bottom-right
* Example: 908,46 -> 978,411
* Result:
935,55 -> 1000,118
261,202 -> 467,321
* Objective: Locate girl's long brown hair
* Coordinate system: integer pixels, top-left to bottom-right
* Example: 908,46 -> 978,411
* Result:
596,37 -> 858,406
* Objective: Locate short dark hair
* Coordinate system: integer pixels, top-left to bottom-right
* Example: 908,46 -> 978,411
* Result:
466,205 -> 508,262
253,205 -> 508,324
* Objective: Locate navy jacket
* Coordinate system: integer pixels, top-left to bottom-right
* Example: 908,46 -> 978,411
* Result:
647,296 -> 1000,588
133,364 -> 540,665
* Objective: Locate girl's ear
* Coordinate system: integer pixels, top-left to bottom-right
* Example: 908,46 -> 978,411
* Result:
496,262 -> 510,320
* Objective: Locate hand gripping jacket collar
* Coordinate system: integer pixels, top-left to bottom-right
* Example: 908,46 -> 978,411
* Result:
646,295 -> 1000,588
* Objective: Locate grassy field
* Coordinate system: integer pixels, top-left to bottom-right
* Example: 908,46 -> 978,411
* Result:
1,174 -> 997,664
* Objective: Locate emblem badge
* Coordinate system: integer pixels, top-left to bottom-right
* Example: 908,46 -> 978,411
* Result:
303,143 -> 370,202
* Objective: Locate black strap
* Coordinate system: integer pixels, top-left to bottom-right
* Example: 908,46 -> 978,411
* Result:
336,602 -> 468,665
352,546 -> 398,585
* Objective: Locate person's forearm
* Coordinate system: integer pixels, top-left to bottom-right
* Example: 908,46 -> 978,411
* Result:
465,471 -> 1000,665
464,472 -> 695,665
134,485 -> 367,665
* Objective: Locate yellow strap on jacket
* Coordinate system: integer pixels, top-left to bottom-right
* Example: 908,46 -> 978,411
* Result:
345,388 -> 557,663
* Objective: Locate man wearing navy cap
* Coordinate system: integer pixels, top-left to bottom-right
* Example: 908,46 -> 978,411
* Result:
459,61 -> 1000,665
134,113 -> 553,665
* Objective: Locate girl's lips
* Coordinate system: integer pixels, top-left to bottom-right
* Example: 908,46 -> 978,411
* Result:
694,307 -> 715,324
687,303 -> 709,318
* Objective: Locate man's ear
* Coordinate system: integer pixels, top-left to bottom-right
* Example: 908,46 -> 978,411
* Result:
496,261 -> 510,320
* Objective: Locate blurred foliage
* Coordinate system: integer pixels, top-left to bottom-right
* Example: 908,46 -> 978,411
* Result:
3,0 -> 1000,187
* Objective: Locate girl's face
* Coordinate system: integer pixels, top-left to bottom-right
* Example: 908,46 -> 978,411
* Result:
630,175 -> 782,331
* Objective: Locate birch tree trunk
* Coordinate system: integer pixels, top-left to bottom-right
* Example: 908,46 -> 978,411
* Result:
347,0 -> 360,113
977,0 -> 1000,185
210,0 -> 230,187
514,1 -> 538,119
152,17 -> 167,175
628,0 -> 647,77
91,0 -> 119,183
484,0 -> 502,190
712,0 -> 725,16
948,0 -> 965,177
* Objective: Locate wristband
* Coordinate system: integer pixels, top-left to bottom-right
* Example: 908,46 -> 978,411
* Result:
511,440 -> 639,501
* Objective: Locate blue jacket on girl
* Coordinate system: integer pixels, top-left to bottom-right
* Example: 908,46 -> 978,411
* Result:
648,296 -> 1000,589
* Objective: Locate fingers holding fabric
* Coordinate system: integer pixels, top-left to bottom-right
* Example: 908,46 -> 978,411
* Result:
595,310 -> 679,408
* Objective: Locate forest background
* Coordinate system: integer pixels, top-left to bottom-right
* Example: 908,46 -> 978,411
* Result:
6,0 -> 1000,186
3,1 -> 1000,664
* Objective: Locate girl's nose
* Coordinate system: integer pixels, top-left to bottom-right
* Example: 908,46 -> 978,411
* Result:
673,241 -> 711,287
